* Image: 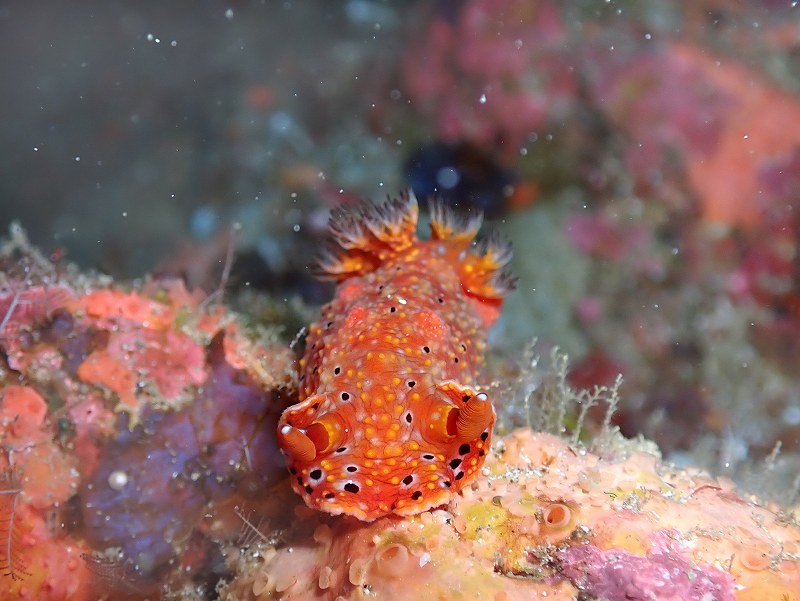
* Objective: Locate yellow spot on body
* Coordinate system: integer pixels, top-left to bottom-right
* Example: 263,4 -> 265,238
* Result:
427,483 -> 435,490
408,441 -> 420,451
387,392 -> 396,401
392,377 -> 401,386
412,393 -> 420,401
390,476 -> 400,485
327,475 -> 335,482
470,458 -> 478,466
366,449 -> 377,459
394,404 -> 404,415
379,414 -> 390,423
365,479 -> 374,486
428,474 -> 439,482
427,464 -> 437,471
364,460 -> 374,468
347,369 -> 354,377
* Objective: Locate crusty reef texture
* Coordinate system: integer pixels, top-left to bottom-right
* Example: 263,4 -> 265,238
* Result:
221,429 -> 800,601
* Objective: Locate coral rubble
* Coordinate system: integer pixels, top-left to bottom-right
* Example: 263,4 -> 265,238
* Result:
0,231 -> 294,599
220,430 -> 800,601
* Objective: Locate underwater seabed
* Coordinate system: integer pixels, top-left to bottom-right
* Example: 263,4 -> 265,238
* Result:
1,228 -> 799,601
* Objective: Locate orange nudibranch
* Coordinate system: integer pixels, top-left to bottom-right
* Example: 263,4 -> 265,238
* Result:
277,191 -> 514,521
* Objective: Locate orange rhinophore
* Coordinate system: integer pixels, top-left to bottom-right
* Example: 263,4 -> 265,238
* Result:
277,191 -> 514,520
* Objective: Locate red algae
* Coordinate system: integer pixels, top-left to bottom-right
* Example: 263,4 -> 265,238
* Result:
0,256 -> 295,599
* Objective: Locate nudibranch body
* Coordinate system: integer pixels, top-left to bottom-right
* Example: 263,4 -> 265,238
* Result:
277,191 -> 514,521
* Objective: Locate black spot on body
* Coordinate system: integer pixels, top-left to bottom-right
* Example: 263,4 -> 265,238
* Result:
408,381 -> 416,388
449,458 -> 462,469
458,443 -> 470,455
334,366 -> 341,374
344,482 -> 360,493
289,467 -> 297,475
438,298 -> 444,304
402,475 -> 413,485
480,431 -> 489,441
305,485 -> 313,494
405,413 -> 413,423
411,491 -> 423,500
390,306 -> 396,313
444,481 -> 452,487
296,477 -> 303,485
310,469 -> 322,480
423,346 -> 430,353
341,392 -> 350,400
454,357 -> 459,363
423,454 -> 435,460
324,492 -> 335,500
346,465 -> 358,473
455,471 -> 464,480
336,447 -> 347,453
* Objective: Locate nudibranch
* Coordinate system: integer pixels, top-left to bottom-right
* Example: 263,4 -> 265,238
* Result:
277,191 -> 514,521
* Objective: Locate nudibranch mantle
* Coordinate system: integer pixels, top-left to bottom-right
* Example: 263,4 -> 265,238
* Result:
277,191 -> 514,521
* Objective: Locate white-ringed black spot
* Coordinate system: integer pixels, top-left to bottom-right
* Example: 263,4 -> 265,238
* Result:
341,392 -> 350,400
443,481 -> 452,488
310,469 -> 322,480
334,366 -> 341,375
324,492 -> 335,500
335,447 -> 348,453
411,490 -> 423,500
423,453 -> 435,460
461,343 -> 467,352
404,412 -> 413,423
344,482 -> 360,493
346,465 -> 358,473
449,458 -> 462,469
402,475 -> 413,485
454,357 -> 459,363
458,443 -> 470,455
455,471 -> 464,480
408,380 -> 416,388
480,431 -> 489,441
437,298 -> 444,304
390,306 -> 396,313
423,346 -> 430,353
